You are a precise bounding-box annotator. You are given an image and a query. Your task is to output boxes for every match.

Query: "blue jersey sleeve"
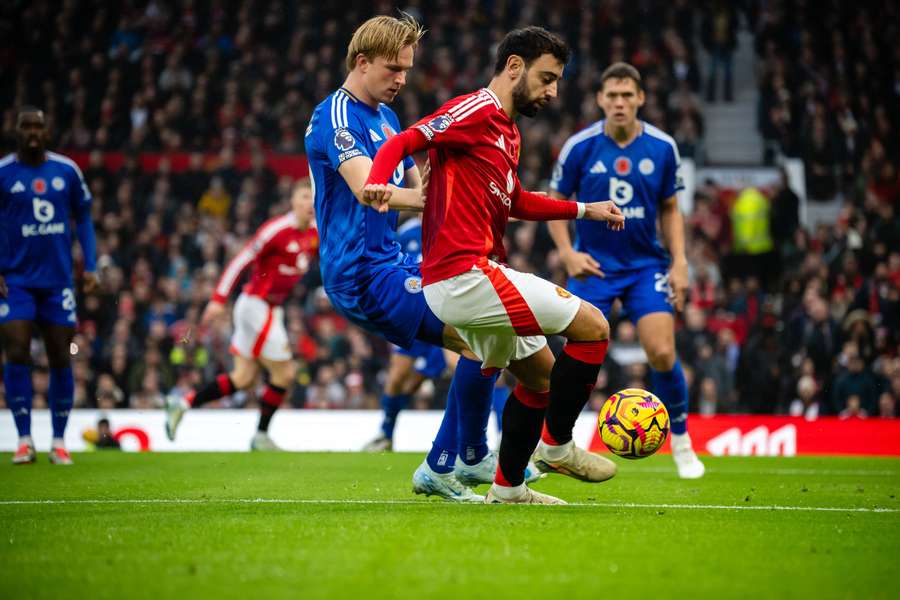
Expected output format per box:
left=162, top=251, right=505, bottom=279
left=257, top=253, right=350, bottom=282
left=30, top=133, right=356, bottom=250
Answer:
left=318, top=102, right=371, bottom=170
left=661, top=143, right=684, bottom=201
left=66, top=161, right=97, bottom=272
left=550, top=139, right=585, bottom=198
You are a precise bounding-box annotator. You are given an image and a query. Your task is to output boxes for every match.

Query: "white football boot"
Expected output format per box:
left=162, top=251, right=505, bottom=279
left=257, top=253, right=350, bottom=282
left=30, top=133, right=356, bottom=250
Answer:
left=362, top=435, right=393, bottom=453
left=484, top=483, right=567, bottom=505
left=454, top=451, right=545, bottom=486
left=533, top=440, right=617, bottom=482
left=671, top=432, right=705, bottom=479
left=412, top=461, right=484, bottom=503
left=48, top=446, right=74, bottom=466
left=251, top=431, right=282, bottom=451
left=164, top=392, right=190, bottom=441
left=12, top=440, right=36, bottom=465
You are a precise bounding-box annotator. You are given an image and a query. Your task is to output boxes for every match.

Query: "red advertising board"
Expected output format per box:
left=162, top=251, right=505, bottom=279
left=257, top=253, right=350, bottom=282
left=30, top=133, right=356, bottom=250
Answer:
left=588, top=415, right=900, bottom=457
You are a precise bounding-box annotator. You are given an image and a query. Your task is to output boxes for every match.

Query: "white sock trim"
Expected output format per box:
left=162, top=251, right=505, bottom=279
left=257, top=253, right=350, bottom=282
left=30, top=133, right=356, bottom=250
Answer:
left=491, top=482, right=525, bottom=499
left=540, top=439, right=574, bottom=461
left=51, top=437, right=65, bottom=449
left=19, top=435, right=34, bottom=446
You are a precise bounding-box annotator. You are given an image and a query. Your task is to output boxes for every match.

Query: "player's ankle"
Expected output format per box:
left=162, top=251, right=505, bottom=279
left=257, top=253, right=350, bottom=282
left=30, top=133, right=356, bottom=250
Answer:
left=19, top=435, right=34, bottom=447
left=539, top=439, right=573, bottom=461
left=51, top=437, right=65, bottom=449
left=490, top=482, right=525, bottom=499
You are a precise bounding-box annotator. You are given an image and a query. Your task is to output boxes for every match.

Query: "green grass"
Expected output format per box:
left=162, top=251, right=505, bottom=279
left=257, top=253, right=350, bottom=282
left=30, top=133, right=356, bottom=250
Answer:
left=2, top=452, right=899, bottom=599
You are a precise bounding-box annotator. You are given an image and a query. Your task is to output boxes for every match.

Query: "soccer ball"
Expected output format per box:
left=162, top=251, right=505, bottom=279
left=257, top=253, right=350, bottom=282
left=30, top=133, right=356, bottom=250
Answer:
left=598, top=388, right=669, bottom=459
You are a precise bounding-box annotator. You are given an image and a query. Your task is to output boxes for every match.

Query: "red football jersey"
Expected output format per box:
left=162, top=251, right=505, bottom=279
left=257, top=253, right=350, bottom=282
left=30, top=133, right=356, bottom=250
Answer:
left=212, top=213, right=318, bottom=305
left=412, top=88, right=523, bottom=284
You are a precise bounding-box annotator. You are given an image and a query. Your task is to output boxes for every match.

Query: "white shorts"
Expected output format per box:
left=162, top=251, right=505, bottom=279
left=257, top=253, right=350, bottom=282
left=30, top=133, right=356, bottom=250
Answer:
left=423, top=258, right=581, bottom=368
left=230, top=293, right=291, bottom=362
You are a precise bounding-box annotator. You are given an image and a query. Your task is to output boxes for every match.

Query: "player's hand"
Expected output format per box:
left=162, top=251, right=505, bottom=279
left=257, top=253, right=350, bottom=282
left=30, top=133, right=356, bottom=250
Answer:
left=668, top=259, right=689, bottom=312
left=560, top=247, right=605, bottom=279
left=0, top=274, right=7, bottom=298
left=583, top=201, right=625, bottom=230
left=201, top=301, right=227, bottom=326
left=83, top=271, right=100, bottom=294
left=362, top=184, right=393, bottom=213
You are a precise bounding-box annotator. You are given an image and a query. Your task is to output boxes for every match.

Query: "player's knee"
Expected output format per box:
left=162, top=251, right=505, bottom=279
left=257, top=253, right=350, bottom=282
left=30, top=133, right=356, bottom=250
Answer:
left=585, top=307, right=610, bottom=341
left=5, top=348, right=31, bottom=364
left=647, top=346, right=676, bottom=371
left=270, top=361, right=297, bottom=388
left=229, top=369, right=255, bottom=390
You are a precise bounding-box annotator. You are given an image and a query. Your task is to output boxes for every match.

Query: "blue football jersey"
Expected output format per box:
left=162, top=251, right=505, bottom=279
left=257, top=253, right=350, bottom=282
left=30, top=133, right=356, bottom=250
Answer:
left=395, top=217, right=423, bottom=263
left=305, top=87, right=415, bottom=293
left=551, top=120, right=683, bottom=274
left=0, top=152, right=92, bottom=287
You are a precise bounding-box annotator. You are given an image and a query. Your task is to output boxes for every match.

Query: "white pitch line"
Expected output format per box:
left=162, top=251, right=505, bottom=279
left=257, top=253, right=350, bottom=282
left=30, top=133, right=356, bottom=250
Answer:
left=0, top=498, right=897, bottom=513
left=621, top=467, right=898, bottom=477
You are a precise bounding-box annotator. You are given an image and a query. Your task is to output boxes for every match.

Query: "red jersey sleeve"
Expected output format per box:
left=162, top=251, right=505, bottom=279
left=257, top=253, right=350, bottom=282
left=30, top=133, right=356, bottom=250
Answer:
left=411, top=91, right=498, bottom=148
left=367, top=91, right=501, bottom=186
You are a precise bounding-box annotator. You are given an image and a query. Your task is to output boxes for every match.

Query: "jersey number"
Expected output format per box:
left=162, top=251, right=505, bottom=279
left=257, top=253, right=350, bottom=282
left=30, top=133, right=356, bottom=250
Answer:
left=61, top=288, right=76, bottom=311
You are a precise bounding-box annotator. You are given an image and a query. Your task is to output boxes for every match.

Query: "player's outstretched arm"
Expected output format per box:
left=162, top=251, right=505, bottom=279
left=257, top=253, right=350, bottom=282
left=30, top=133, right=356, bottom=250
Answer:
left=340, top=155, right=424, bottom=213
left=547, top=191, right=605, bottom=279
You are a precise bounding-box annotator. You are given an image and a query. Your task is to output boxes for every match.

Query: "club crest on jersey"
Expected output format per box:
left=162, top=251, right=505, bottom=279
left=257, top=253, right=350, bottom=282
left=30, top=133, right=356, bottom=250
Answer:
left=555, top=286, right=573, bottom=299
left=614, top=157, right=632, bottom=176
left=31, top=178, right=47, bottom=194
left=333, top=128, right=356, bottom=151
left=428, top=114, right=453, bottom=133
left=639, top=158, right=654, bottom=175
left=52, top=176, right=65, bottom=191
left=404, top=276, right=423, bottom=294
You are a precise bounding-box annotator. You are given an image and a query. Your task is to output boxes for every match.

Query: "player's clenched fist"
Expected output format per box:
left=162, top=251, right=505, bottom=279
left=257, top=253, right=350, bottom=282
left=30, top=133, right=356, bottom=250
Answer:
left=583, top=201, right=626, bottom=230
left=362, top=184, right=393, bottom=213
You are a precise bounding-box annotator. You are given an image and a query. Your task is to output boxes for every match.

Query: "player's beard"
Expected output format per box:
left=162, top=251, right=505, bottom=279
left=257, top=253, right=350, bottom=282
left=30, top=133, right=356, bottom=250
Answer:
left=511, top=77, right=545, bottom=118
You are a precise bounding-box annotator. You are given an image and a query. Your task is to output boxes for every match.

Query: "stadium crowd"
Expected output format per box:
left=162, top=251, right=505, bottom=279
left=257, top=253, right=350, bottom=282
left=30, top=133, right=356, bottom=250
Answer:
left=0, top=1, right=896, bottom=419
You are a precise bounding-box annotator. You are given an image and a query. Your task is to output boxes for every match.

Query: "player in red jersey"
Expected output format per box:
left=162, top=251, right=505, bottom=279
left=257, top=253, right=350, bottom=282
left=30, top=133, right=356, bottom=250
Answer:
left=165, top=179, right=318, bottom=450
left=365, top=27, right=625, bottom=504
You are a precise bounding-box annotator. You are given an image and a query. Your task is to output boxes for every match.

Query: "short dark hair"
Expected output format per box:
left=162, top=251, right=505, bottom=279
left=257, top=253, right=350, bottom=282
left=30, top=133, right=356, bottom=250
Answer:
left=599, top=62, right=643, bottom=91
left=17, top=105, right=44, bottom=124
left=494, top=26, right=571, bottom=74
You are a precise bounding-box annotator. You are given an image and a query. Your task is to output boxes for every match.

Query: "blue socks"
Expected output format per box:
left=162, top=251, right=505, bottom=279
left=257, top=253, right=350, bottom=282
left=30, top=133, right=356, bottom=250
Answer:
left=425, top=356, right=497, bottom=473
left=49, top=367, right=74, bottom=440
left=492, top=384, right=509, bottom=434
left=454, top=357, right=497, bottom=466
left=380, top=393, right=411, bottom=439
left=5, top=363, right=33, bottom=438
left=425, top=377, right=458, bottom=473
left=651, top=359, right=689, bottom=435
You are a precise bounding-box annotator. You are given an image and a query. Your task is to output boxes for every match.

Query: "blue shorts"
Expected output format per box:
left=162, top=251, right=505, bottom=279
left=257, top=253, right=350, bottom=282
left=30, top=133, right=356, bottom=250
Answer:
left=0, top=284, right=77, bottom=327
left=326, top=262, right=444, bottom=350
left=567, top=263, right=673, bottom=323
left=396, top=340, right=447, bottom=379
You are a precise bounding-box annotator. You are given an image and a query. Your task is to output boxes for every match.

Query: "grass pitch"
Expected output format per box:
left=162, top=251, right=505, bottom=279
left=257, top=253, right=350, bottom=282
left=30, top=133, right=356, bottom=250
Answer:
left=2, top=452, right=899, bottom=599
